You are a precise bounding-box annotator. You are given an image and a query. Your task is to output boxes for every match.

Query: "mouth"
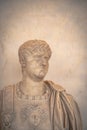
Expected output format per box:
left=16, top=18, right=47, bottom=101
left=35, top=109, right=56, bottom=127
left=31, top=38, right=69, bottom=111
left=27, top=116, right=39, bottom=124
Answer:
left=39, top=70, right=45, bottom=75
left=39, top=70, right=46, bottom=77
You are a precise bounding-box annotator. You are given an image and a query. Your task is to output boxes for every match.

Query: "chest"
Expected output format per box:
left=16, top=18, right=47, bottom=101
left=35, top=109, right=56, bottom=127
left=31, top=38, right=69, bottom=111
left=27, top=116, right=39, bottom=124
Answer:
left=12, top=98, right=51, bottom=130
left=1, top=85, right=52, bottom=130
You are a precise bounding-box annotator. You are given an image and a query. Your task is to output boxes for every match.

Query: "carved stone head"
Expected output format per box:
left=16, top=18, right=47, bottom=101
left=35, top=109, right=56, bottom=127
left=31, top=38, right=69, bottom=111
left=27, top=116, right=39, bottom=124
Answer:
left=18, top=40, right=52, bottom=81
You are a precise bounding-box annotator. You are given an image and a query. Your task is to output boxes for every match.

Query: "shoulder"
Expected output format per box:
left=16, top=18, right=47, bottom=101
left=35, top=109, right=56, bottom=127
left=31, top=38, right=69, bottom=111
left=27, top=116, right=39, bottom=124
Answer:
left=0, top=84, right=14, bottom=94
left=0, top=83, right=18, bottom=100
left=44, top=80, right=74, bottom=102
left=44, top=80, right=65, bottom=92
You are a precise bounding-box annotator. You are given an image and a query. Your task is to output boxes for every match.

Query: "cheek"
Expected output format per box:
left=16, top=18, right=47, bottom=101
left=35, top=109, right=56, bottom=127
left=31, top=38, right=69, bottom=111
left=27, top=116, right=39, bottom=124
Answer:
left=26, top=61, right=36, bottom=68
left=46, top=63, right=49, bottom=69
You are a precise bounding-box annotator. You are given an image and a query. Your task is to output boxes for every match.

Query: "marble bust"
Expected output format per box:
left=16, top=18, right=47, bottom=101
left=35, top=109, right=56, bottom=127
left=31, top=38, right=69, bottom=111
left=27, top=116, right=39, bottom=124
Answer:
left=0, top=40, right=82, bottom=130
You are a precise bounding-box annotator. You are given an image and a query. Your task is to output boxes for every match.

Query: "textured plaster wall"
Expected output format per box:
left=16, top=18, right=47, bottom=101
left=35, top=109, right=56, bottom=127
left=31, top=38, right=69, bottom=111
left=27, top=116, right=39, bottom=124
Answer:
left=0, top=0, right=87, bottom=129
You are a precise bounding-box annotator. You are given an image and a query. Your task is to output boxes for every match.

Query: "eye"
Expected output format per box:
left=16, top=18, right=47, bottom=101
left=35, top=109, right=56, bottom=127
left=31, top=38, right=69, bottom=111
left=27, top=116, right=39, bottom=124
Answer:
left=44, top=56, right=49, bottom=60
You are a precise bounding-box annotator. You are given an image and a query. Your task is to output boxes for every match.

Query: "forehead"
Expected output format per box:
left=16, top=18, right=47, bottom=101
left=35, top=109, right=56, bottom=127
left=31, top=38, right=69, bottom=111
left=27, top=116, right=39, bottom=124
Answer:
left=26, top=52, right=50, bottom=61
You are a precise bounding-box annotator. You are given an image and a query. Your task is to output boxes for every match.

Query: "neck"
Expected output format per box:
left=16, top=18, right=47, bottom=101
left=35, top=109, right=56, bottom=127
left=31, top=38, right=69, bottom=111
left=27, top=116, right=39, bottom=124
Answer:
left=20, top=76, right=46, bottom=96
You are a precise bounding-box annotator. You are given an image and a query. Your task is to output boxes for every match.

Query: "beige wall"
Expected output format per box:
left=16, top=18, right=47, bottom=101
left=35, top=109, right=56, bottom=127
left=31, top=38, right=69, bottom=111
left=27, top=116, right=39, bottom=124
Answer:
left=0, top=0, right=87, bottom=129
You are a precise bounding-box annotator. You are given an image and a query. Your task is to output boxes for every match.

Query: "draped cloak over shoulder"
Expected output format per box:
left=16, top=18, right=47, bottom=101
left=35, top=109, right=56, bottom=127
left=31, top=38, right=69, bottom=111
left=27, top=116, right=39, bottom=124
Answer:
left=45, top=80, right=82, bottom=130
left=0, top=80, right=82, bottom=130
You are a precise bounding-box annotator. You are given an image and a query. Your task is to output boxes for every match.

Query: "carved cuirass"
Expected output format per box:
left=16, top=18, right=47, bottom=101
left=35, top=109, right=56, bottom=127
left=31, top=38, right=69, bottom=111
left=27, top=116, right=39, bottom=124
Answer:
left=0, top=81, right=82, bottom=130
left=0, top=83, right=51, bottom=130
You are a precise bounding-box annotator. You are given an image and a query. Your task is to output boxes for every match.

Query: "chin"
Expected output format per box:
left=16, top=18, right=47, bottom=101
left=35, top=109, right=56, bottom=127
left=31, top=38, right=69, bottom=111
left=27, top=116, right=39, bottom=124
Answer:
left=33, top=71, right=47, bottom=81
left=37, top=75, right=45, bottom=79
left=36, top=74, right=46, bottom=81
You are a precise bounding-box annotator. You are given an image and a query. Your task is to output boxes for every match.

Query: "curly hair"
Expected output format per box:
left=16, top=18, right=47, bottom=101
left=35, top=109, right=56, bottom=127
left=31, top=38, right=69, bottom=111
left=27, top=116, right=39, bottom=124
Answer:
left=18, top=40, right=52, bottom=66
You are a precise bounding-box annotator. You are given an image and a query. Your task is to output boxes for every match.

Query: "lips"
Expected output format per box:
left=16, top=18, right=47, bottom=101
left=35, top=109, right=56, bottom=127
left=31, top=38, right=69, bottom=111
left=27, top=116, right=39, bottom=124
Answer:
left=39, top=70, right=45, bottom=76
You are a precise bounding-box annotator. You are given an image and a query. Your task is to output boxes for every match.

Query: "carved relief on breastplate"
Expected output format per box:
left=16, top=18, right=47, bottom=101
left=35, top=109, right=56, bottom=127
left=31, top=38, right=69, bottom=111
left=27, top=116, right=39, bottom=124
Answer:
left=20, top=103, right=49, bottom=127
left=1, top=112, right=15, bottom=130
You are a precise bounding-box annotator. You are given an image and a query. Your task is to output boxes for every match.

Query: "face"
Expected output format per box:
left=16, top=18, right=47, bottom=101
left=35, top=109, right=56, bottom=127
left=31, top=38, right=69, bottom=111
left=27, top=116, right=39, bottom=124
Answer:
left=24, top=53, right=50, bottom=81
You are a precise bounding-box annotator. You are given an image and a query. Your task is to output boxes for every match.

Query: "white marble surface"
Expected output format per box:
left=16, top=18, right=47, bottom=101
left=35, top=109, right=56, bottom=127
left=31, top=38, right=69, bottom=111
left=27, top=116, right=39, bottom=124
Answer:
left=0, top=0, right=87, bottom=129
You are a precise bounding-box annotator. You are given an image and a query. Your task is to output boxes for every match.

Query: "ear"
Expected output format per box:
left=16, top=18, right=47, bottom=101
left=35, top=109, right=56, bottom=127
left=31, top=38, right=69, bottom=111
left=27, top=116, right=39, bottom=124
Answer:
left=19, top=56, right=26, bottom=68
left=22, top=62, right=26, bottom=68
